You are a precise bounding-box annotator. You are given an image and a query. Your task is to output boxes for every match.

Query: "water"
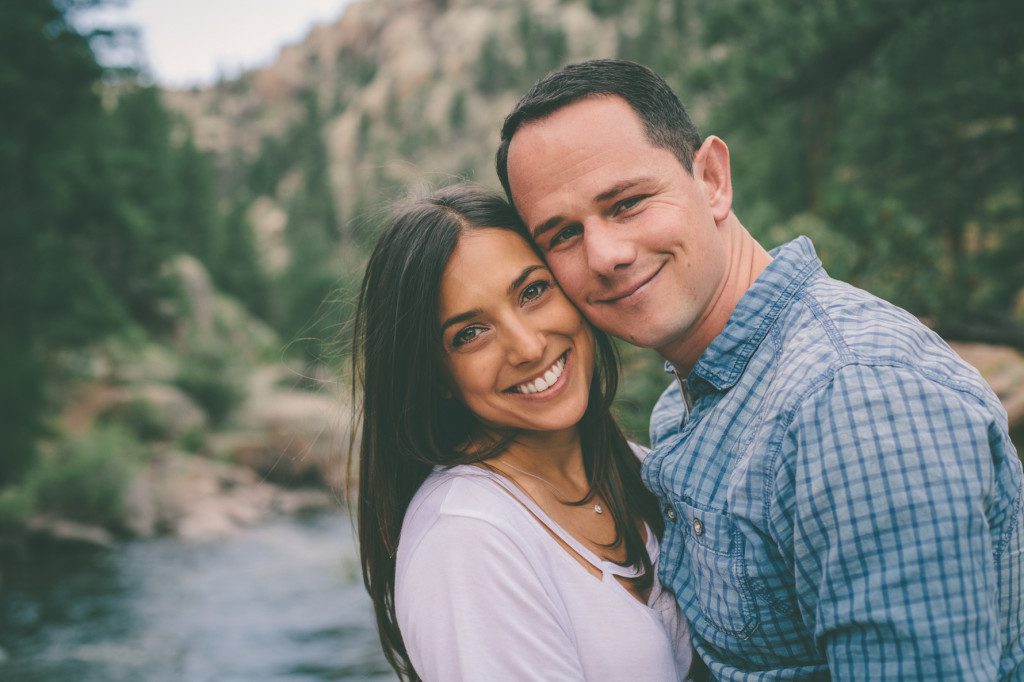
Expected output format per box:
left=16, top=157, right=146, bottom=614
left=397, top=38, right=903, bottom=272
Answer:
left=0, top=511, right=397, bottom=681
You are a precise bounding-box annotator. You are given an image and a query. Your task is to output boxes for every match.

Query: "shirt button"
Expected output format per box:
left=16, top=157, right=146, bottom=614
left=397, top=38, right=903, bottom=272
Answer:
left=692, top=517, right=705, bottom=536
left=665, top=506, right=677, bottom=522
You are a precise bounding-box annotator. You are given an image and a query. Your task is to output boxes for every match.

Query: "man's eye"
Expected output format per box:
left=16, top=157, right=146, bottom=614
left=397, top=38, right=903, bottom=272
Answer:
left=452, top=326, right=483, bottom=347
left=521, top=280, right=550, bottom=303
left=614, top=195, right=646, bottom=215
left=549, top=225, right=582, bottom=247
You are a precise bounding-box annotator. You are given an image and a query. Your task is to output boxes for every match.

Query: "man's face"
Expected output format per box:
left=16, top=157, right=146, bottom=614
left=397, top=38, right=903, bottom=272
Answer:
left=506, top=96, right=730, bottom=355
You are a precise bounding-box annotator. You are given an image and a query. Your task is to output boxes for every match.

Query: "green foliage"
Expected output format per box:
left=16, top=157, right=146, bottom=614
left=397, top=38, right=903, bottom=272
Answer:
left=98, top=397, right=172, bottom=442
left=26, top=426, right=143, bottom=529
left=694, top=0, right=1024, bottom=332
left=448, top=90, right=467, bottom=132
left=338, top=50, right=377, bottom=86
left=176, top=428, right=205, bottom=453
left=0, top=340, right=48, bottom=485
left=475, top=11, right=567, bottom=96
left=174, top=345, right=245, bottom=426
left=210, top=196, right=270, bottom=319
left=517, top=8, right=567, bottom=77
left=586, top=0, right=622, bottom=19
left=476, top=38, right=521, bottom=94
left=172, top=132, right=222, bottom=265
left=268, top=90, right=350, bottom=363
left=613, top=342, right=673, bottom=445
left=0, top=0, right=156, bottom=483
left=247, top=135, right=291, bottom=197
left=356, top=111, right=372, bottom=154
left=617, top=0, right=690, bottom=81
left=0, top=485, right=33, bottom=532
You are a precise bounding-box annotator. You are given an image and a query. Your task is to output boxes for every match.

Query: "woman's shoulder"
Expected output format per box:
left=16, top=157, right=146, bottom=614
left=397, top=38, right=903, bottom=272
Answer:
left=404, top=465, right=520, bottom=526
left=398, top=466, right=535, bottom=562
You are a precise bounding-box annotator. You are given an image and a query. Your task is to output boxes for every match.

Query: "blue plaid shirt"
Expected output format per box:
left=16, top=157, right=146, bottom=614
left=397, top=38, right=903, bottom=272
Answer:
left=644, top=237, right=1024, bottom=680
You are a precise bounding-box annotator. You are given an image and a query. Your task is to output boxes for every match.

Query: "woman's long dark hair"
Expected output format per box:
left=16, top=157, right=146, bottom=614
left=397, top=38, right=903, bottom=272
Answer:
left=352, top=183, right=663, bottom=681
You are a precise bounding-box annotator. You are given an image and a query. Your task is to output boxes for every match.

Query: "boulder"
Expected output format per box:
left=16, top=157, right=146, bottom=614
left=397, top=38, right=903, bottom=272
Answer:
left=129, top=383, right=207, bottom=437
left=215, top=391, right=352, bottom=491
left=68, top=382, right=207, bottom=442
left=950, top=342, right=1024, bottom=433
left=162, top=254, right=278, bottom=363
left=25, top=515, right=115, bottom=549
left=123, top=451, right=335, bottom=541
left=212, top=364, right=353, bottom=492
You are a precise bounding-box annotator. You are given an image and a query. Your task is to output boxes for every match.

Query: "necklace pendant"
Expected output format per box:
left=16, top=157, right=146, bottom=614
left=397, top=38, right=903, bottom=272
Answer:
left=593, top=504, right=603, bottom=514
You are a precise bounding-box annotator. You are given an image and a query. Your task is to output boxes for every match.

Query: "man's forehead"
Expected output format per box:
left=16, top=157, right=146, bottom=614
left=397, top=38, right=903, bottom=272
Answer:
left=509, top=96, right=644, bottom=158
left=506, top=98, right=652, bottom=218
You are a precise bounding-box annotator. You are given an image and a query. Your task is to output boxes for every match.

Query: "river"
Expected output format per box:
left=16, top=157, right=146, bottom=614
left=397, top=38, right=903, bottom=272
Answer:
left=0, top=511, right=396, bottom=681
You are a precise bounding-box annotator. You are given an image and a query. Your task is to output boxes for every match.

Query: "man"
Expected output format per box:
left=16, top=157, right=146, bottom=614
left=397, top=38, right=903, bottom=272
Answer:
left=496, top=59, right=1024, bottom=679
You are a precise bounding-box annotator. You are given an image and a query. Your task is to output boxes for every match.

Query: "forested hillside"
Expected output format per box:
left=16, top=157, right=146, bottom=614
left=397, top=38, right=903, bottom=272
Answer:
left=2, top=0, right=1022, bottom=537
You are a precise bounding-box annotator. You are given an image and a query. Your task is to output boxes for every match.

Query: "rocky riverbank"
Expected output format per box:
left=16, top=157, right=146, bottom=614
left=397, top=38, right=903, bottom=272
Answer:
left=23, top=452, right=339, bottom=549
left=2, top=255, right=354, bottom=552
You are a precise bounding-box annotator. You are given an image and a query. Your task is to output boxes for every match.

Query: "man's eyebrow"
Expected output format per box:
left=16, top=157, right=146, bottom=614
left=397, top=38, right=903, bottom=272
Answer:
left=530, top=178, right=656, bottom=239
left=531, top=215, right=564, bottom=241
left=594, top=178, right=652, bottom=203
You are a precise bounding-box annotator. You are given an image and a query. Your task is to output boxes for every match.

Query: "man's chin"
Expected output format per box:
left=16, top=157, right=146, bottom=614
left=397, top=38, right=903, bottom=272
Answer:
left=610, top=327, right=663, bottom=349
left=586, top=309, right=675, bottom=349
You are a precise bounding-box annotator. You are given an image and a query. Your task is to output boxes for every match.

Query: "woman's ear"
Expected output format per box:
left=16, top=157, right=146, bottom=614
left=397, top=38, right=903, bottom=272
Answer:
left=692, top=135, right=733, bottom=223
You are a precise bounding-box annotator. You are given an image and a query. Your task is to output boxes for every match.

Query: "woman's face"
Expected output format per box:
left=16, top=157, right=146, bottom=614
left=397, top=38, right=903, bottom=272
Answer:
left=438, top=228, right=595, bottom=436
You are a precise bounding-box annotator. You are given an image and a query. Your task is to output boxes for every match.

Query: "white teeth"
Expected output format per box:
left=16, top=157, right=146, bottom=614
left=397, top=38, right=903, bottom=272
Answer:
left=514, top=354, right=566, bottom=394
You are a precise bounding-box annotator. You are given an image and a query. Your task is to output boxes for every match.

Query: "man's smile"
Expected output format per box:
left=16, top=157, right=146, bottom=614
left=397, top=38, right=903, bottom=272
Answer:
left=594, top=262, right=665, bottom=307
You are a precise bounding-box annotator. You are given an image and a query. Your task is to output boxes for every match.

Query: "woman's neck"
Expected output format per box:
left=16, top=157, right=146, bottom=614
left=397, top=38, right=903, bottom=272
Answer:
left=490, top=427, right=587, bottom=489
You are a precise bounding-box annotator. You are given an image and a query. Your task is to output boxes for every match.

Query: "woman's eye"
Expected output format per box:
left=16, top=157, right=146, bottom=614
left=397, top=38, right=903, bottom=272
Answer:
left=452, top=326, right=482, bottom=347
left=549, top=225, right=582, bottom=248
left=521, top=280, right=550, bottom=303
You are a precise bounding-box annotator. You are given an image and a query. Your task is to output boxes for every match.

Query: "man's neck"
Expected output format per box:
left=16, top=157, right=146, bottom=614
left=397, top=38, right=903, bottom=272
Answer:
left=658, top=216, right=772, bottom=375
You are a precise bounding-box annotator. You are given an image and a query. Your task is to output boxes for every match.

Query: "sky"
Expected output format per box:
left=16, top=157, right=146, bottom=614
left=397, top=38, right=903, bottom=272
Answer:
left=71, top=0, right=354, bottom=88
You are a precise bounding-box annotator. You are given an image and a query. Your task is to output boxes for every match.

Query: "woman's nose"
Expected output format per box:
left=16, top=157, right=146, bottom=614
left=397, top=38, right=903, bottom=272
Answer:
left=504, top=320, right=546, bottom=366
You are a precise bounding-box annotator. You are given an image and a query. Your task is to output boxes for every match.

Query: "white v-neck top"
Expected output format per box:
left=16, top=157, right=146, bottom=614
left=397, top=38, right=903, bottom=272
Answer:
left=395, top=465, right=693, bottom=681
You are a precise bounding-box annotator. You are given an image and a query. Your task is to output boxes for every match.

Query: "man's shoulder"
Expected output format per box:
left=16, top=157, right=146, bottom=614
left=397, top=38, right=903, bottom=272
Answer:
left=648, top=269, right=999, bottom=448
left=792, top=273, right=991, bottom=399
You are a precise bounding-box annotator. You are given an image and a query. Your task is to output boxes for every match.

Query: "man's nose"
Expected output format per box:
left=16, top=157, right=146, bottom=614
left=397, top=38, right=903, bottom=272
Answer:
left=504, top=318, right=546, bottom=366
left=583, top=219, right=637, bottom=278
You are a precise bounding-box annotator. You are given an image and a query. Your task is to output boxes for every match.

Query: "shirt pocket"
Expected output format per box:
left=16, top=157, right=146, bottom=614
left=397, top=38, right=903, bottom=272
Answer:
left=677, top=499, right=759, bottom=639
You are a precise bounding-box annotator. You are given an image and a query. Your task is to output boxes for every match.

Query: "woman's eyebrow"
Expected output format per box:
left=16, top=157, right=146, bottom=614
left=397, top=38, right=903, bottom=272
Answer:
left=507, top=264, right=547, bottom=295
left=440, top=264, right=548, bottom=333
left=440, top=308, right=482, bottom=333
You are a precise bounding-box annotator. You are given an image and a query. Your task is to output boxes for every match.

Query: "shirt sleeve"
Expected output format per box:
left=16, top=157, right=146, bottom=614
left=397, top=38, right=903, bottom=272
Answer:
left=397, top=512, right=586, bottom=682
left=778, top=363, right=1004, bottom=680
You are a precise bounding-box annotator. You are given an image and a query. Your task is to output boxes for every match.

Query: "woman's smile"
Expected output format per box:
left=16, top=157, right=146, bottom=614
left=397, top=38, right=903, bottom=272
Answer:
left=505, top=350, right=571, bottom=397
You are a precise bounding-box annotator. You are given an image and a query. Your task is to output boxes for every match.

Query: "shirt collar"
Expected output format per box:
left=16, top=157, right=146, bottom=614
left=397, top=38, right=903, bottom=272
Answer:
left=667, top=236, right=823, bottom=393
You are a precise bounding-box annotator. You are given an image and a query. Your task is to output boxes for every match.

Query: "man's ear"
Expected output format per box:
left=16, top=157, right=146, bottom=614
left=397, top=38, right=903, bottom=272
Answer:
left=693, top=135, right=733, bottom=223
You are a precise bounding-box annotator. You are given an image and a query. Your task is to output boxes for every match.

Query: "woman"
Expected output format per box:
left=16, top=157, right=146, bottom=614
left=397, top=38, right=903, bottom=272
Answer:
left=353, top=184, right=692, bottom=680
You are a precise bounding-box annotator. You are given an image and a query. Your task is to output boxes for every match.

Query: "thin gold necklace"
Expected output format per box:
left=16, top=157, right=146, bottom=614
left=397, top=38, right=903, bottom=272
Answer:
left=490, top=459, right=604, bottom=514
